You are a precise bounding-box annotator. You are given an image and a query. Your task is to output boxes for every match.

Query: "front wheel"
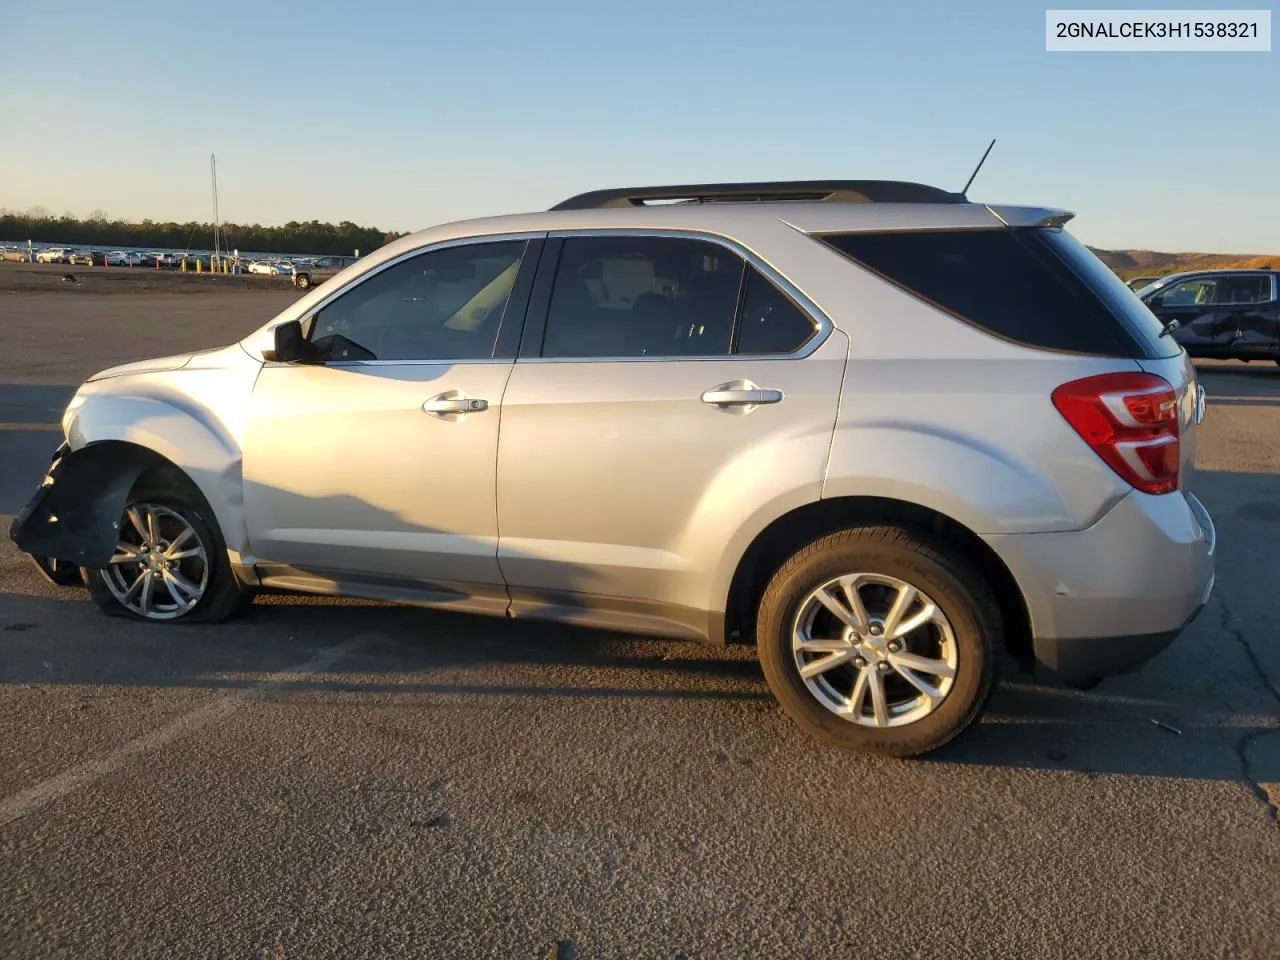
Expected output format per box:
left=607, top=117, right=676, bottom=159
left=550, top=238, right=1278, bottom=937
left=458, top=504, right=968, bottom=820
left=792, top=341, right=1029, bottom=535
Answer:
left=756, top=526, right=1001, bottom=757
left=83, top=484, right=248, bottom=624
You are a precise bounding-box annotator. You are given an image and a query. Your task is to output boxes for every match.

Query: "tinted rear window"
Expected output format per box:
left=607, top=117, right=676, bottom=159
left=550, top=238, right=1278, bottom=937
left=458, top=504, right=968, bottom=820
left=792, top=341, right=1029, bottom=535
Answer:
left=819, top=228, right=1171, bottom=358
left=1035, top=228, right=1179, bottom=358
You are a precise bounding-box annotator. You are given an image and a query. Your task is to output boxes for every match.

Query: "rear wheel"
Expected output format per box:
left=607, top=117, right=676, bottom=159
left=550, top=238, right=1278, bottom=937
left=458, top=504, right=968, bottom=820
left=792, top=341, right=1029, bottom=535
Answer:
left=756, top=526, right=1001, bottom=757
left=83, top=481, right=248, bottom=624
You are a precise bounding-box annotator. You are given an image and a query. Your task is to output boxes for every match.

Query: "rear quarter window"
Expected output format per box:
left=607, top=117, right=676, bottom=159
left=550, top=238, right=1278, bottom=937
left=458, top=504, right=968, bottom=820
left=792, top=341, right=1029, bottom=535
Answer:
left=818, top=228, right=1172, bottom=358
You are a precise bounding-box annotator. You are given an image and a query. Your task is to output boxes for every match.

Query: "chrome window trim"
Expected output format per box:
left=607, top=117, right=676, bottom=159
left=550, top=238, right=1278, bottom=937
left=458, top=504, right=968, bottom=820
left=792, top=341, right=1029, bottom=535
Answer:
left=519, top=227, right=834, bottom=364
left=262, top=230, right=548, bottom=368
left=275, top=358, right=516, bottom=369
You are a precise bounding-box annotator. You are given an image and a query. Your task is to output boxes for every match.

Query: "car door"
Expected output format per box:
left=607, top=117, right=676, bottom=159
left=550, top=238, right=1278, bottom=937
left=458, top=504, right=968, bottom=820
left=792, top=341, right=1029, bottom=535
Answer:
left=1146, top=275, right=1221, bottom=350
left=241, top=235, right=542, bottom=608
left=493, top=233, right=846, bottom=638
left=1213, top=273, right=1277, bottom=353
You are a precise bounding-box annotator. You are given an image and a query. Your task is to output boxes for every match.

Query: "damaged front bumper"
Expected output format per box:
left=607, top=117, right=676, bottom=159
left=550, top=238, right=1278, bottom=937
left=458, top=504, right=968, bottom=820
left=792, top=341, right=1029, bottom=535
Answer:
left=9, top=443, right=81, bottom=584
left=9, top=440, right=155, bottom=579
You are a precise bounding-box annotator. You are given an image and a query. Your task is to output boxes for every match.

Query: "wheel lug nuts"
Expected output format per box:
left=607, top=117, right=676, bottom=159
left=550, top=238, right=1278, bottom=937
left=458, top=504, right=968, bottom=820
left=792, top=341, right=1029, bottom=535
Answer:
left=853, top=656, right=868, bottom=669
left=887, top=641, right=901, bottom=653
left=877, top=661, right=890, bottom=672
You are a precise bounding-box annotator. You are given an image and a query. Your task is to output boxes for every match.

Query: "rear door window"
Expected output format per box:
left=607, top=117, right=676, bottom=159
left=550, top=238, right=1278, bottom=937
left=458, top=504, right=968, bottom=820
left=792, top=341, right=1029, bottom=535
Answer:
left=1215, top=275, right=1272, bottom=305
left=540, top=236, right=744, bottom=358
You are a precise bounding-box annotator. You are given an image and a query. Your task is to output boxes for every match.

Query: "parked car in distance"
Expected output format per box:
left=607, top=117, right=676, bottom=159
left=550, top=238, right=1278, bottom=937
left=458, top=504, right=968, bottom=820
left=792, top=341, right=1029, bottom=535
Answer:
left=289, top=262, right=341, bottom=289
left=104, top=250, right=143, bottom=267
left=1138, top=269, right=1280, bottom=365
left=35, top=248, right=71, bottom=264
left=9, top=179, right=1216, bottom=758
left=67, top=250, right=94, bottom=266
left=0, top=247, right=30, bottom=262
left=248, top=260, right=284, bottom=276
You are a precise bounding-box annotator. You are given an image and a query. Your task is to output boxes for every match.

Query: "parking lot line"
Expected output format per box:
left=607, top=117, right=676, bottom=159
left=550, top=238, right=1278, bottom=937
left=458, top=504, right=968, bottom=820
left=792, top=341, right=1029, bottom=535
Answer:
left=0, top=637, right=365, bottom=828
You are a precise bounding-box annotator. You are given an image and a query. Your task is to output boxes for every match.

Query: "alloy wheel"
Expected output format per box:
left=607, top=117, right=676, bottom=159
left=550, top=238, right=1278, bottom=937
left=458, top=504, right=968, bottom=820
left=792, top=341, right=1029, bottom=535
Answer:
left=102, top=503, right=209, bottom=620
left=792, top=573, right=958, bottom=727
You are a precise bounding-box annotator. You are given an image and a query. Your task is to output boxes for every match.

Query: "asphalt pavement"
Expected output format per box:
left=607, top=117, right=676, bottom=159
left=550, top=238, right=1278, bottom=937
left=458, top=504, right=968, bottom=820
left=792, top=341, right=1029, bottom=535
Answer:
left=1, top=305, right=1277, bottom=958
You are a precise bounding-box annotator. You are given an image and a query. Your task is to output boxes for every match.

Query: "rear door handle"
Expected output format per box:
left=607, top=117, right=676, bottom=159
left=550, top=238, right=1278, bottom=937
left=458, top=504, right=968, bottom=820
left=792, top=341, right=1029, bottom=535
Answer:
left=701, top=380, right=784, bottom=406
left=423, top=393, right=489, bottom=417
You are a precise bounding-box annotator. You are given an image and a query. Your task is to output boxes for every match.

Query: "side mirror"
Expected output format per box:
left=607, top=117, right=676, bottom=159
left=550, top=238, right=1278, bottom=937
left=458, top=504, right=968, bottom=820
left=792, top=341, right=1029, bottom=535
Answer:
left=263, top=319, right=311, bottom=363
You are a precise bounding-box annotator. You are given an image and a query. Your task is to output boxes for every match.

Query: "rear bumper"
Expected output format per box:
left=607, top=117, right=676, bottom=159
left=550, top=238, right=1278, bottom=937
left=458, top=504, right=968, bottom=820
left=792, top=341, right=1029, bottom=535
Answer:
left=1032, top=599, right=1208, bottom=681
left=985, top=489, right=1216, bottom=682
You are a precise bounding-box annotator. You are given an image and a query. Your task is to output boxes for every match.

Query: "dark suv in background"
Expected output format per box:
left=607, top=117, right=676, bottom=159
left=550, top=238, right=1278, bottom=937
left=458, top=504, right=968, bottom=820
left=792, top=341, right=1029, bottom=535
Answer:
left=1139, top=269, right=1280, bottom=364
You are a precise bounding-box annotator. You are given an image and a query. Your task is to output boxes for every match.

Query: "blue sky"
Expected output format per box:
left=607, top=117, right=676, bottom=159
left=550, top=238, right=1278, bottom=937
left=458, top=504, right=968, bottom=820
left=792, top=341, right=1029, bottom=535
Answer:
left=0, top=0, right=1275, bottom=251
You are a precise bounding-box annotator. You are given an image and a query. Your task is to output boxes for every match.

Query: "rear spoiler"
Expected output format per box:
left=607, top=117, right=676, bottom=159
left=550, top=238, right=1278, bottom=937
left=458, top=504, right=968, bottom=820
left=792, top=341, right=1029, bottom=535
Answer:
left=986, top=205, right=1076, bottom=228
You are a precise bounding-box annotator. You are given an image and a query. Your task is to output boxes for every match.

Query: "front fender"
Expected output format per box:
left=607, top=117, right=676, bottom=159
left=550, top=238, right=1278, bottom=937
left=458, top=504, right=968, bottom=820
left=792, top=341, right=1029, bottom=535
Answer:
left=821, top=423, right=1106, bottom=535
left=9, top=442, right=154, bottom=568
left=66, top=390, right=247, bottom=552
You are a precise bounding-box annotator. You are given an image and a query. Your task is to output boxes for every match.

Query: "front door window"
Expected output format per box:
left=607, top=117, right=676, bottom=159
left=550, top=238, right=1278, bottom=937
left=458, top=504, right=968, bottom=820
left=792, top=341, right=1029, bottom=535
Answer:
left=308, top=241, right=528, bottom=362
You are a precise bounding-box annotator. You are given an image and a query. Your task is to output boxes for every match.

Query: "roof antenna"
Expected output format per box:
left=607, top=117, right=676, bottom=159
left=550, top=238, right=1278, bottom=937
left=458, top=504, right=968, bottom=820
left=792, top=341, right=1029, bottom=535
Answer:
left=960, top=139, right=996, bottom=198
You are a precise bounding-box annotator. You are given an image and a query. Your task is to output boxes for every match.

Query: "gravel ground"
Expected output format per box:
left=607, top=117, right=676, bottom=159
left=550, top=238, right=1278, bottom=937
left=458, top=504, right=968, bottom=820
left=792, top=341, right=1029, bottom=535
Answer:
left=0, top=289, right=1277, bottom=959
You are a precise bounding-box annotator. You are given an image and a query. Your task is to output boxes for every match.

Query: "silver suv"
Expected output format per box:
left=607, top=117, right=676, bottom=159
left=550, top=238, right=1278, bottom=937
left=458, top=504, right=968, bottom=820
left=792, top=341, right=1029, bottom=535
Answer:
left=10, top=180, right=1217, bottom=756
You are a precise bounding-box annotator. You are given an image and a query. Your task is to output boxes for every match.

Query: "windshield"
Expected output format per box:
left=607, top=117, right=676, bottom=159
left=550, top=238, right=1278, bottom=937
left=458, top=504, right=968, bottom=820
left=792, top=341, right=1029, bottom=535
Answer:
left=1033, top=228, right=1182, bottom=359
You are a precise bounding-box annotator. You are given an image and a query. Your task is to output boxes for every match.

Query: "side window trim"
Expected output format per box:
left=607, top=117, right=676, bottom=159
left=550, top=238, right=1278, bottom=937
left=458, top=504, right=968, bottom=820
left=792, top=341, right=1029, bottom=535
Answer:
left=517, top=228, right=832, bottom=362
left=287, top=231, right=548, bottom=366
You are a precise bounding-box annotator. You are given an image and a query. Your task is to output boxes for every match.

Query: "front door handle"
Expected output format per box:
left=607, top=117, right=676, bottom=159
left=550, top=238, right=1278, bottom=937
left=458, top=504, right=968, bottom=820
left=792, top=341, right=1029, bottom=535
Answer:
left=701, top=379, right=784, bottom=407
left=422, top=392, right=489, bottom=418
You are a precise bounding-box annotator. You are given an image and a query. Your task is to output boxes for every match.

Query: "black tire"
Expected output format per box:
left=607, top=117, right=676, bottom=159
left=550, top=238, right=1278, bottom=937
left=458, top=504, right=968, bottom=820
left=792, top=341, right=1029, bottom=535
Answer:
left=756, top=525, right=1001, bottom=758
left=295, top=272, right=311, bottom=289
left=82, top=472, right=249, bottom=624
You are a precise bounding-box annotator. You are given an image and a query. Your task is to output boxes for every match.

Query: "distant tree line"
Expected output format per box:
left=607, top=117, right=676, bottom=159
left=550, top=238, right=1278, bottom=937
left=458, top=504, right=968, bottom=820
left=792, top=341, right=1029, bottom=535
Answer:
left=0, top=207, right=407, bottom=256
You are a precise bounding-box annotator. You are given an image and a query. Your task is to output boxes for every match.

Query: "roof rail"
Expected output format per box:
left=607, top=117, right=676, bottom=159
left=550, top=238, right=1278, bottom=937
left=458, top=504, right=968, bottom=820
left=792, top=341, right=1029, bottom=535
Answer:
left=549, top=180, right=967, bottom=211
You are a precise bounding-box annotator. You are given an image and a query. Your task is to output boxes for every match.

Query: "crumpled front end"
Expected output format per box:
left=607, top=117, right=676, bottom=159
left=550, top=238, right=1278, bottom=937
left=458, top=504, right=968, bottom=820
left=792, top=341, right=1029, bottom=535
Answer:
left=9, top=441, right=156, bottom=573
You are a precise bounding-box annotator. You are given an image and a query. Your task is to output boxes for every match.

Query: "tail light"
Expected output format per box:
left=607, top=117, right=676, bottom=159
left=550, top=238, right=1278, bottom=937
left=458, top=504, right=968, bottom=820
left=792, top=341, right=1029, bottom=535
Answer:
left=1051, top=372, right=1180, bottom=495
